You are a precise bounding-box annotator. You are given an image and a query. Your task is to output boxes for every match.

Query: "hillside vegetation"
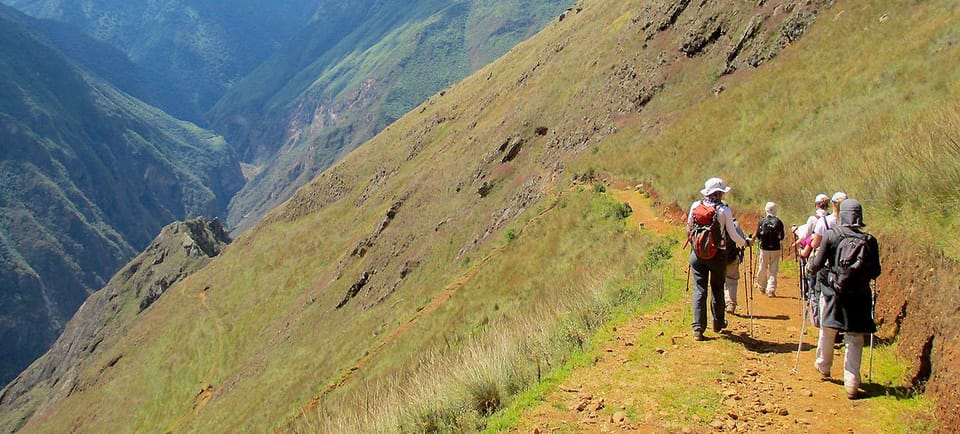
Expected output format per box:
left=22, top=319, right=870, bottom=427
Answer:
left=210, top=0, right=574, bottom=232
left=0, top=4, right=243, bottom=386
left=10, top=0, right=960, bottom=432
left=0, top=0, right=319, bottom=121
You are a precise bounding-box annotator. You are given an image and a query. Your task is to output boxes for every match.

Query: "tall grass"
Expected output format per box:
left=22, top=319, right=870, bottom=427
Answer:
left=300, top=239, right=674, bottom=433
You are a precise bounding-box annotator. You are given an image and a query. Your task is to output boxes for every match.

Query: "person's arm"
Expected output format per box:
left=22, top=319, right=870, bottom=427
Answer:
left=866, top=235, right=882, bottom=280
left=720, top=206, right=749, bottom=246
left=776, top=219, right=785, bottom=241
left=686, top=202, right=697, bottom=235
left=806, top=232, right=832, bottom=274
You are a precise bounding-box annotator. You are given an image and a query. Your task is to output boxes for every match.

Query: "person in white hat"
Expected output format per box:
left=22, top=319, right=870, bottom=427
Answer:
left=755, top=202, right=785, bottom=296
left=686, top=177, right=751, bottom=341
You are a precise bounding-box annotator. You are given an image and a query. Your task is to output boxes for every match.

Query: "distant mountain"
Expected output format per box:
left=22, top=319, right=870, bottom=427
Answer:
left=208, top=0, right=575, bottom=231
left=0, top=4, right=243, bottom=385
left=5, top=0, right=960, bottom=432
left=0, top=0, right=319, bottom=122
left=0, top=218, right=230, bottom=433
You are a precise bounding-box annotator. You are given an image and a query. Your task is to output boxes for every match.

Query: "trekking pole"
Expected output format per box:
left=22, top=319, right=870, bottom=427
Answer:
left=792, top=290, right=808, bottom=374
left=869, top=279, right=878, bottom=382
left=748, top=239, right=755, bottom=337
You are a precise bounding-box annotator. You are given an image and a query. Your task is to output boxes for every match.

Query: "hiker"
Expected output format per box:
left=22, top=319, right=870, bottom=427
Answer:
left=809, top=192, right=847, bottom=255
left=806, top=199, right=881, bottom=399
left=798, top=193, right=830, bottom=327
left=799, top=194, right=830, bottom=259
left=686, top=177, right=751, bottom=341
left=723, top=218, right=747, bottom=313
left=755, top=202, right=785, bottom=296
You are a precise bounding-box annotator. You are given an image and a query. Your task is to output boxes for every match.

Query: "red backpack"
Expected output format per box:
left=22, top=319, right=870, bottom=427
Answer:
left=687, top=202, right=724, bottom=260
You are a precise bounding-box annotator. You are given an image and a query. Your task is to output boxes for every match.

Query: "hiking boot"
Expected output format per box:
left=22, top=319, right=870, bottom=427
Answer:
left=846, top=389, right=863, bottom=400
left=712, top=320, right=727, bottom=333
left=693, top=331, right=706, bottom=341
left=814, top=364, right=830, bottom=380
left=725, top=302, right=735, bottom=314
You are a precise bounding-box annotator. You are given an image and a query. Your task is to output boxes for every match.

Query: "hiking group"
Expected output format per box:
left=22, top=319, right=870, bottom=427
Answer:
left=685, top=177, right=881, bottom=400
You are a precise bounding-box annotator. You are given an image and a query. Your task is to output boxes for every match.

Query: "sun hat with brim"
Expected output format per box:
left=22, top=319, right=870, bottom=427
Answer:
left=700, top=177, right=731, bottom=196
left=839, top=198, right=866, bottom=227
left=831, top=191, right=847, bottom=204
left=815, top=194, right=829, bottom=203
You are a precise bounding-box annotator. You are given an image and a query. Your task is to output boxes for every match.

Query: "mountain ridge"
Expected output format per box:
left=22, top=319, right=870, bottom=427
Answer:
left=4, top=0, right=960, bottom=431
left=0, top=3, right=243, bottom=386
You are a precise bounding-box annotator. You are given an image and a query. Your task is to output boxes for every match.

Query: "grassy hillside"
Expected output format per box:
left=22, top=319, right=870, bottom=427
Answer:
left=14, top=0, right=960, bottom=432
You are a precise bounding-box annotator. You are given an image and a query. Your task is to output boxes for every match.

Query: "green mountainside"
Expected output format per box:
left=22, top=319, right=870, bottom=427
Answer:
left=0, top=218, right=230, bottom=432
left=6, top=0, right=959, bottom=432
left=0, top=5, right=243, bottom=386
left=0, top=0, right=319, bottom=122
left=209, top=0, right=575, bottom=231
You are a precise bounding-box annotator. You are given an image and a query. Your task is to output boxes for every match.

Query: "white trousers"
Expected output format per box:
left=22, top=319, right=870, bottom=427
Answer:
left=724, top=259, right=739, bottom=307
left=756, top=249, right=780, bottom=294
left=815, top=327, right=866, bottom=395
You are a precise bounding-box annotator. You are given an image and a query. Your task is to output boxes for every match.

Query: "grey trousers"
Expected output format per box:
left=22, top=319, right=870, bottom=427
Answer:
left=690, top=251, right=726, bottom=333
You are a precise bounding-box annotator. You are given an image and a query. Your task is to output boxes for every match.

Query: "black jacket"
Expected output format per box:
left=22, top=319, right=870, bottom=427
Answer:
left=807, top=226, right=881, bottom=333
left=755, top=215, right=785, bottom=251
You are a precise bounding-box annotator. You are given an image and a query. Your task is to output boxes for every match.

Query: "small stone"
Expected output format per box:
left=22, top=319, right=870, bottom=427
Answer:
left=612, top=411, right=628, bottom=423
left=777, top=407, right=789, bottom=416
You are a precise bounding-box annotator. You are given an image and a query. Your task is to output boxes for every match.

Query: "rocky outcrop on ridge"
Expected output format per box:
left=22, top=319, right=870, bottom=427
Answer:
left=0, top=218, right=230, bottom=433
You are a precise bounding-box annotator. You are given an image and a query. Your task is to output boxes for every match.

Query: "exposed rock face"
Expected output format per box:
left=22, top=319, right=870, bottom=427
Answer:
left=0, top=218, right=230, bottom=433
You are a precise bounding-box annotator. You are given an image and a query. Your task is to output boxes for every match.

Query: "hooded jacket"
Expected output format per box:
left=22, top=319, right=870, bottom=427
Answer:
left=807, top=199, right=881, bottom=333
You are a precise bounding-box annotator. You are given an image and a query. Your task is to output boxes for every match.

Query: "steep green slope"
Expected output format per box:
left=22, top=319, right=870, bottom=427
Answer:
left=14, top=0, right=960, bottom=432
left=1, top=0, right=318, bottom=121
left=0, top=218, right=230, bottom=433
left=211, top=0, right=574, bottom=231
left=0, top=5, right=243, bottom=386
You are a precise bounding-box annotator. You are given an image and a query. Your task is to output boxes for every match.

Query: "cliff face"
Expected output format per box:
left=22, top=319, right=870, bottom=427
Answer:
left=0, top=218, right=230, bottom=432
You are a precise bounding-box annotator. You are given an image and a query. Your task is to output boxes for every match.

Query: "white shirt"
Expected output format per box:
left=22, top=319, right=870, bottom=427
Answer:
left=813, top=213, right=838, bottom=237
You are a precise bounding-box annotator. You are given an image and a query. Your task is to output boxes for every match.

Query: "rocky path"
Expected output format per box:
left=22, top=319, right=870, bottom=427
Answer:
left=509, top=189, right=905, bottom=432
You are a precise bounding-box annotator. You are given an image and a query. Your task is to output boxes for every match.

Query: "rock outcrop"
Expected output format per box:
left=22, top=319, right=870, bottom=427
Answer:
left=0, top=218, right=230, bottom=433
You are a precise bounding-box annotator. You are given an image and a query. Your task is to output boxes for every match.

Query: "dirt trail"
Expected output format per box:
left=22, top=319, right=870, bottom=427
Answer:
left=512, top=189, right=900, bottom=433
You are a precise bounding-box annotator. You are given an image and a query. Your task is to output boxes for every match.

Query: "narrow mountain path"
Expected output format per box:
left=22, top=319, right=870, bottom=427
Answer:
left=166, top=285, right=224, bottom=432
left=510, top=188, right=905, bottom=432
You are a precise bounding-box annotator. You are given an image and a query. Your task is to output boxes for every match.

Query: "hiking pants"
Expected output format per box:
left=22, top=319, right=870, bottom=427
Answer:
left=815, top=328, right=866, bottom=395
left=724, top=258, right=740, bottom=308
left=756, top=249, right=780, bottom=294
left=690, top=252, right=726, bottom=333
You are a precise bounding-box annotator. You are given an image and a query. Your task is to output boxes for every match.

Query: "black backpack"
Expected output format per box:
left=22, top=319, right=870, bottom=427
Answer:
left=757, top=216, right=780, bottom=246
left=828, top=231, right=876, bottom=293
